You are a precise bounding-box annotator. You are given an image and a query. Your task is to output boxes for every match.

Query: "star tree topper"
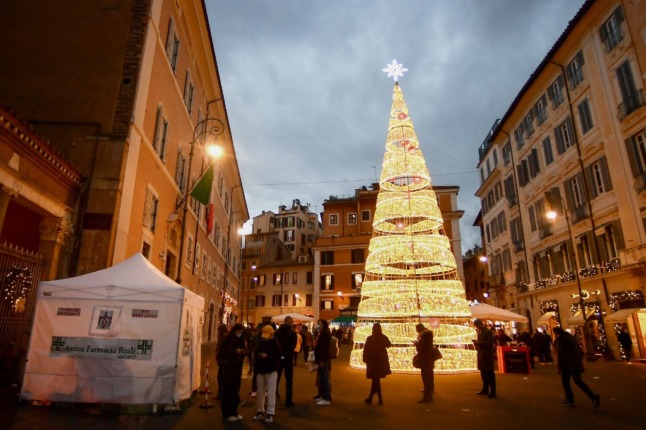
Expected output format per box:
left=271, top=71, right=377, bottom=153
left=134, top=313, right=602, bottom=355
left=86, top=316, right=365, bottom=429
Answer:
left=382, top=59, right=408, bottom=81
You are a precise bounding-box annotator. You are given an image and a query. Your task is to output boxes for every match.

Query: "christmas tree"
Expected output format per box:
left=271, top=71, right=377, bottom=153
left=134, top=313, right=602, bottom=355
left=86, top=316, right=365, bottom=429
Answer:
left=350, top=62, right=478, bottom=374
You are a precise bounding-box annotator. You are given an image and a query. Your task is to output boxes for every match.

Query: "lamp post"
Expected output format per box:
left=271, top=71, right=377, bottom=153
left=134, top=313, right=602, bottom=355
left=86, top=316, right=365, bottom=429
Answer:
left=242, top=264, right=256, bottom=326
left=546, top=191, right=592, bottom=360
left=175, top=117, right=224, bottom=284
left=478, top=244, right=499, bottom=307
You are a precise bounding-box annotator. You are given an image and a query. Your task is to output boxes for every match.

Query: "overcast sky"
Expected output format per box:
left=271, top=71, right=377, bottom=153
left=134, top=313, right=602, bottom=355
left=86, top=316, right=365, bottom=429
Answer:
left=206, top=0, right=585, bottom=253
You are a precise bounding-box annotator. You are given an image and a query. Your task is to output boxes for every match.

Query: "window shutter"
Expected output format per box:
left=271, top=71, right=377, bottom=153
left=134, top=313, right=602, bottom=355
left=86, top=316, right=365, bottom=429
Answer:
left=566, top=116, right=575, bottom=142
left=576, top=51, right=585, bottom=67
left=554, top=126, right=565, bottom=154
left=563, top=179, right=574, bottom=211
left=596, top=233, right=609, bottom=263
left=612, top=219, right=625, bottom=250
left=165, top=18, right=175, bottom=58
left=614, top=6, right=624, bottom=24
left=153, top=106, right=163, bottom=150
left=599, top=156, right=612, bottom=192
left=577, top=172, right=587, bottom=205
left=547, top=84, right=554, bottom=101
left=599, top=24, right=608, bottom=44
left=586, top=164, right=598, bottom=199
left=624, top=138, right=641, bottom=176
left=161, top=122, right=169, bottom=161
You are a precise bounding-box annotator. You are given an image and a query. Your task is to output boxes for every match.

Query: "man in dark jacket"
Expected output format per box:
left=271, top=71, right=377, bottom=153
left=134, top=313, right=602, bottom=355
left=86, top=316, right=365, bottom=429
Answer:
left=275, top=316, right=297, bottom=407
left=216, top=323, right=247, bottom=422
left=473, top=319, right=496, bottom=398
left=415, top=323, right=435, bottom=403
left=314, top=319, right=332, bottom=405
left=553, top=327, right=600, bottom=408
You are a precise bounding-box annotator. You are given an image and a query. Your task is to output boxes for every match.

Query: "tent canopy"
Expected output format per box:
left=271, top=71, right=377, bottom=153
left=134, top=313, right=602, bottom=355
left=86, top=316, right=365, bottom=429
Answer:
left=271, top=313, right=314, bottom=323
left=331, top=315, right=357, bottom=323
left=605, top=308, right=644, bottom=322
left=470, top=303, right=528, bottom=323
left=565, top=311, right=585, bottom=325
left=39, top=253, right=196, bottom=304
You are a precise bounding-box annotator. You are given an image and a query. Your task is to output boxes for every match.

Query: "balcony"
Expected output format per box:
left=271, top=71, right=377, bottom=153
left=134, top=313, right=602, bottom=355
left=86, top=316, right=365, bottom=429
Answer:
left=617, top=89, right=646, bottom=121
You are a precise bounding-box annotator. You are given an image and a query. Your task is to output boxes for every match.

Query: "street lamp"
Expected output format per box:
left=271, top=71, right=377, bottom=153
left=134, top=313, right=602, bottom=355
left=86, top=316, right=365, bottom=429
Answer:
left=545, top=191, right=592, bottom=359
left=242, top=264, right=256, bottom=326
left=478, top=244, right=499, bottom=307
left=175, top=117, right=224, bottom=284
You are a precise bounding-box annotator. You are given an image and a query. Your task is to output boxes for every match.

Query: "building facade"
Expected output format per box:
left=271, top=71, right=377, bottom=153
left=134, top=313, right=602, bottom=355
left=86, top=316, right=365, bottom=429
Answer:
left=314, top=183, right=465, bottom=322
left=475, top=0, right=646, bottom=360
left=0, top=0, right=248, bottom=347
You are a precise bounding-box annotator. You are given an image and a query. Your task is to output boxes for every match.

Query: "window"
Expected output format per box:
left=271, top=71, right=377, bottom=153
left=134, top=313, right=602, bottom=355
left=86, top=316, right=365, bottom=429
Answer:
left=361, top=210, right=371, bottom=222
left=322, top=300, right=334, bottom=310
left=284, top=273, right=290, bottom=284
left=534, top=95, right=548, bottom=125
left=351, top=249, right=365, bottom=264
left=565, top=174, right=585, bottom=209
left=538, top=139, right=552, bottom=169
left=578, top=99, right=594, bottom=134
left=514, top=125, right=525, bottom=149
left=292, top=272, right=298, bottom=283
left=504, top=175, right=517, bottom=206
left=528, top=148, right=540, bottom=179
left=143, top=187, right=159, bottom=233
left=186, top=235, right=194, bottom=264
left=528, top=205, right=536, bottom=232
left=306, top=271, right=313, bottom=284
left=153, top=105, right=169, bottom=160
left=272, top=295, right=282, bottom=307
left=142, top=241, right=151, bottom=259
left=493, top=148, right=498, bottom=167
left=347, top=213, right=357, bottom=225
left=566, top=51, right=585, bottom=90
left=258, top=274, right=266, bottom=286
left=616, top=60, right=643, bottom=120
left=183, top=71, right=194, bottom=114
left=329, top=214, right=339, bottom=225
left=321, top=251, right=334, bottom=265
left=256, top=295, right=265, bottom=307
left=165, top=17, right=180, bottom=72
left=502, top=142, right=511, bottom=166
left=321, top=274, right=334, bottom=291
left=524, top=111, right=535, bottom=137
left=587, top=157, right=612, bottom=199
left=599, top=6, right=624, bottom=52
left=284, top=229, right=294, bottom=242
left=175, top=150, right=186, bottom=192
left=548, top=75, right=565, bottom=109
left=306, top=294, right=313, bottom=306
left=554, top=117, right=575, bottom=154
left=273, top=273, right=282, bottom=285
left=351, top=273, right=363, bottom=290
left=292, top=294, right=298, bottom=306
left=517, top=159, right=529, bottom=187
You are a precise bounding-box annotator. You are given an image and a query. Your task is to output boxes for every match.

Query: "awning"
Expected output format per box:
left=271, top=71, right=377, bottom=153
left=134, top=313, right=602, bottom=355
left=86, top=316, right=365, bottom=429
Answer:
left=565, top=311, right=585, bottom=326
left=605, top=308, right=643, bottom=322
left=331, top=315, right=357, bottom=323
left=537, top=311, right=556, bottom=324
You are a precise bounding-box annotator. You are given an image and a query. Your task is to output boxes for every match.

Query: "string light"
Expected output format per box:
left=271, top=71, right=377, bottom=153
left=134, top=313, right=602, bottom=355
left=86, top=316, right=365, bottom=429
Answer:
left=351, top=81, right=477, bottom=374
left=1, top=266, right=33, bottom=312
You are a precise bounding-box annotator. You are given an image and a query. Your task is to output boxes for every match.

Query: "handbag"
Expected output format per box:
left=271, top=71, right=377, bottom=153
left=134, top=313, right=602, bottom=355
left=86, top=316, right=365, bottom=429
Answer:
left=432, top=346, right=443, bottom=361
left=307, top=350, right=315, bottom=363
left=412, top=353, right=422, bottom=369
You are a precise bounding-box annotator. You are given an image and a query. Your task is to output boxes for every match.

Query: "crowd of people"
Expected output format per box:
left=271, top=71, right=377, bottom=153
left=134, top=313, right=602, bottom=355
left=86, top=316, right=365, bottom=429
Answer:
left=214, top=318, right=605, bottom=424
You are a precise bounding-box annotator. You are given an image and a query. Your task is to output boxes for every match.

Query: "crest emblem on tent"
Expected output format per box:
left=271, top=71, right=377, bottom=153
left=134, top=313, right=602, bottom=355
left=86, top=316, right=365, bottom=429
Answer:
left=97, top=310, right=113, bottom=330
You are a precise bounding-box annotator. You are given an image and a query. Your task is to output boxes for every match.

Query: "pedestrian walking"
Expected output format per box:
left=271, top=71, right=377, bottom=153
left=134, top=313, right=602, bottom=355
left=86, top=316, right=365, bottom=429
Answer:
left=617, top=324, right=633, bottom=363
left=252, top=325, right=282, bottom=424
left=313, top=318, right=332, bottom=406
left=214, top=324, right=228, bottom=401
left=362, top=323, right=391, bottom=405
left=415, top=323, right=435, bottom=403
left=518, top=328, right=536, bottom=369
left=473, top=318, right=496, bottom=398
left=301, top=325, right=313, bottom=364
left=553, top=327, right=600, bottom=408
left=275, top=315, right=297, bottom=407
left=294, top=326, right=302, bottom=366
left=216, top=323, right=247, bottom=422
left=248, top=323, right=264, bottom=397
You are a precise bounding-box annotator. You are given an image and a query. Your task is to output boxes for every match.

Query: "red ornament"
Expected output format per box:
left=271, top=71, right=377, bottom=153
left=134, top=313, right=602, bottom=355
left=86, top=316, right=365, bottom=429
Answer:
left=398, top=112, right=407, bottom=120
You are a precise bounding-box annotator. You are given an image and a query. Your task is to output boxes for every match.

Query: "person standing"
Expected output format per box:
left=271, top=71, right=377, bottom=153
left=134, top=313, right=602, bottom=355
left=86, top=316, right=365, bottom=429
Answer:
left=293, top=326, right=302, bottom=366
left=252, top=325, right=282, bottom=424
left=216, top=323, right=247, bottom=422
left=301, top=325, right=313, bottom=364
left=275, top=315, right=297, bottom=407
left=617, top=325, right=633, bottom=363
left=473, top=319, right=496, bottom=398
left=518, top=328, right=536, bottom=369
left=214, top=324, right=229, bottom=401
left=362, top=323, right=391, bottom=405
left=248, top=323, right=264, bottom=397
left=553, top=327, right=600, bottom=408
left=314, top=318, right=332, bottom=406
left=415, top=323, right=435, bottom=403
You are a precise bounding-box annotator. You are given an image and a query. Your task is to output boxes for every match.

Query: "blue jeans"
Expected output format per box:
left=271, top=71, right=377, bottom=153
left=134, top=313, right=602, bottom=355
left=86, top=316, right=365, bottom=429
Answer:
left=317, top=360, right=331, bottom=401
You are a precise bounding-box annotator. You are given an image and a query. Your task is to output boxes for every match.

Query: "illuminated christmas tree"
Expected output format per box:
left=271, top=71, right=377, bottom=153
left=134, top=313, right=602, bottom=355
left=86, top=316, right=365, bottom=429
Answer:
left=350, top=61, right=477, bottom=374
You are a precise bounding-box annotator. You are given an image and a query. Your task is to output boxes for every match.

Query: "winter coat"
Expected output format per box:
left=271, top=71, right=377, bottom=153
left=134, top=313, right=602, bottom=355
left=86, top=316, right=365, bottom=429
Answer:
left=554, top=331, right=584, bottom=373
left=254, top=337, right=282, bottom=374
left=363, top=332, right=392, bottom=379
left=216, top=333, right=246, bottom=369
left=474, top=326, right=495, bottom=371
left=314, top=329, right=331, bottom=362
left=275, top=323, right=297, bottom=360
left=415, top=329, right=435, bottom=370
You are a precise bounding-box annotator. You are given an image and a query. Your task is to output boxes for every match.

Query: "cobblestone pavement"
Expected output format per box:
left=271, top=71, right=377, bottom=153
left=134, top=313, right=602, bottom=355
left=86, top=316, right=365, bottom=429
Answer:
left=2, top=343, right=645, bottom=430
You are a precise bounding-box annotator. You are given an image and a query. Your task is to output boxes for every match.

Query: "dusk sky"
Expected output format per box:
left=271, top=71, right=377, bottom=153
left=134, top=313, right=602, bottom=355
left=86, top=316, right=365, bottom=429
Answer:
left=206, top=0, right=585, bottom=252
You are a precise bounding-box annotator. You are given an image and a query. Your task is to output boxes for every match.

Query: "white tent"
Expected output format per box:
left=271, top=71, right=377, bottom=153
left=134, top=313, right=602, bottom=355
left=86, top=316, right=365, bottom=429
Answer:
left=271, top=313, right=315, bottom=323
left=470, top=303, right=529, bottom=323
left=20, top=253, right=204, bottom=405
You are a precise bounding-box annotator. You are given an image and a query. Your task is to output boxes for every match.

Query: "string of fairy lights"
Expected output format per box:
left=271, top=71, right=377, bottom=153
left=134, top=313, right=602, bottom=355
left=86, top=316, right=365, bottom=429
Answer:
left=350, top=63, right=477, bottom=374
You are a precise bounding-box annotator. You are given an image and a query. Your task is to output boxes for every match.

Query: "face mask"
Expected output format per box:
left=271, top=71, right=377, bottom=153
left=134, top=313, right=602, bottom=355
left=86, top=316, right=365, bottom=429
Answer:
left=236, top=332, right=243, bottom=338
left=317, top=324, right=322, bottom=330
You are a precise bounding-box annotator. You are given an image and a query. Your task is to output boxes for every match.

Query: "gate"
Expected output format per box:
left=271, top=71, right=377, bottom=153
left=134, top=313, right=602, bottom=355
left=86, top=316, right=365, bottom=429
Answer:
left=0, top=244, right=43, bottom=385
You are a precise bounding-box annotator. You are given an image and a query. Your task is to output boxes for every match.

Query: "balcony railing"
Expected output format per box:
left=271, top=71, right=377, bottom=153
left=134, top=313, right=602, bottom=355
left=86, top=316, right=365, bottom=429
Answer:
left=617, top=89, right=646, bottom=121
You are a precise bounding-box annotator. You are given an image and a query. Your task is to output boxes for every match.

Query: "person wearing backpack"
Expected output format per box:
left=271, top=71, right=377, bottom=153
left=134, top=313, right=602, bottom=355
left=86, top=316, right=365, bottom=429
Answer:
left=313, top=319, right=332, bottom=406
